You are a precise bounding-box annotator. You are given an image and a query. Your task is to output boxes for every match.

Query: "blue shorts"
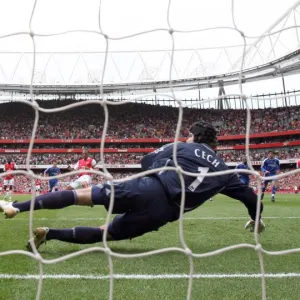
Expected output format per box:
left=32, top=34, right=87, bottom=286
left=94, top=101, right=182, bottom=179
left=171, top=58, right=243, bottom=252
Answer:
left=49, top=180, right=58, bottom=190
left=92, top=176, right=180, bottom=241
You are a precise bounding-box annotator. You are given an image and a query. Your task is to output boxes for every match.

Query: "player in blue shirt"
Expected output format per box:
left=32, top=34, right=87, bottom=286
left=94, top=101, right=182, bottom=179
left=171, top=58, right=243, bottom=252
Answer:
left=261, top=151, right=280, bottom=202
left=236, top=157, right=250, bottom=186
left=0, top=121, right=265, bottom=250
left=44, top=161, right=61, bottom=193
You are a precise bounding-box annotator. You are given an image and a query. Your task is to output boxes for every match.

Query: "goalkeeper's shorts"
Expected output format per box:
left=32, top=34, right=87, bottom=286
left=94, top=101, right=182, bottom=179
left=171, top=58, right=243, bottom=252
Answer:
left=92, top=176, right=180, bottom=240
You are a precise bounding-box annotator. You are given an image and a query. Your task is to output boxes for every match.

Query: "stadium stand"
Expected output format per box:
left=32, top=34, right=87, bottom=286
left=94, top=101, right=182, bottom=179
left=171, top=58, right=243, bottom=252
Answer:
left=0, top=149, right=299, bottom=165
left=9, top=170, right=300, bottom=194
left=0, top=100, right=299, bottom=194
left=0, top=101, right=299, bottom=139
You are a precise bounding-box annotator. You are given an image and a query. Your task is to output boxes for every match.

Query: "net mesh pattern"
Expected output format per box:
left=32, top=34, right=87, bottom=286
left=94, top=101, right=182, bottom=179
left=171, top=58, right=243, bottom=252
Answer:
left=1, top=1, right=300, bottom=299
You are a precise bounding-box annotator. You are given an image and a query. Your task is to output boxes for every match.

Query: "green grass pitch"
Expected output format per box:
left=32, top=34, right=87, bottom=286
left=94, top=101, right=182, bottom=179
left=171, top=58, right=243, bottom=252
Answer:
left=1, top=194, right=300, bottom=300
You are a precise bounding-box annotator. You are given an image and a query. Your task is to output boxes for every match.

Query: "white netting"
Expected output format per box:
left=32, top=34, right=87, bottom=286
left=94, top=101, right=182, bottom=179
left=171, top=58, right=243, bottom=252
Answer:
left=1, top=1, right=300, bottom=299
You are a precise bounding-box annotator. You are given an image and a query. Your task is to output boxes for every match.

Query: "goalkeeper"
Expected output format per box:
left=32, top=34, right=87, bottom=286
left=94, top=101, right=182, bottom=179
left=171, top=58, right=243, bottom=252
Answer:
left=0, top=121, right=264, bottom=250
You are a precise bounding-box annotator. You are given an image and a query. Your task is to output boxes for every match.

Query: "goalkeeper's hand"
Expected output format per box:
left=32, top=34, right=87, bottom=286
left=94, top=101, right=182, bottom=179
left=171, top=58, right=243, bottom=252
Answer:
left=245, top=219, right=266, bottom=233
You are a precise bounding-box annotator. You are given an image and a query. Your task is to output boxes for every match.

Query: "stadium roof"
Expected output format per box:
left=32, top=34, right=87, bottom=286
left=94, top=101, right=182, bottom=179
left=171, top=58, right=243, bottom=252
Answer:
left=0, top=0, right=300, bottom=97
left=0, top=48, right=299, bottom=95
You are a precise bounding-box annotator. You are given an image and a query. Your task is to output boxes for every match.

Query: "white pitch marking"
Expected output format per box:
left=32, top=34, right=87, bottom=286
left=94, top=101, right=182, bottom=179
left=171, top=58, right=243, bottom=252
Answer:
left=185, top=216, right=300, bottom=220
left=1, top=216, right=300, bottom=221
left=0, top=273, right=300, bottom=280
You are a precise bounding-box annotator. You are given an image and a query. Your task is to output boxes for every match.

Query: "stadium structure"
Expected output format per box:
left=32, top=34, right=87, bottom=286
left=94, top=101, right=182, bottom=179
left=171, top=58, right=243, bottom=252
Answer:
left=0, top=3, right=300, bottom=193
left=1, top=2, right=300, bottom=300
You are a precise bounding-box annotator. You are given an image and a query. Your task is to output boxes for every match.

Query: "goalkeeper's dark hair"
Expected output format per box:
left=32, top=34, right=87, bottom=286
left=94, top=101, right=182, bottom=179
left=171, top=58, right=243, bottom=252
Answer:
left=190, top=121, right=218, bottom=148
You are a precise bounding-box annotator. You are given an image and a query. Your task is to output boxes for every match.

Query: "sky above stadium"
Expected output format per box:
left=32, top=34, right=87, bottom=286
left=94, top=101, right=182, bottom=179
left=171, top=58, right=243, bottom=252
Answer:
left=0, top=0, right=300, bottom=107
left=0, top=0, right=297, bottom=49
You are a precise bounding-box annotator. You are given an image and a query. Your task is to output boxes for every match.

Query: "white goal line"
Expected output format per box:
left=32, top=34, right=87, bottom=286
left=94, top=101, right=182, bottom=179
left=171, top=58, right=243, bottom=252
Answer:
left=1, top=273, right=300, bottom=280
left=0, top=216, right=299, bottom=221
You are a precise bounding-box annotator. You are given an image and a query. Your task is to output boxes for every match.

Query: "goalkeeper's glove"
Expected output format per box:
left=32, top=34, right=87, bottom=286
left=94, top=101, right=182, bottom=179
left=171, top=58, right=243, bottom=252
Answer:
left=245, top=219, right=266, bottom=233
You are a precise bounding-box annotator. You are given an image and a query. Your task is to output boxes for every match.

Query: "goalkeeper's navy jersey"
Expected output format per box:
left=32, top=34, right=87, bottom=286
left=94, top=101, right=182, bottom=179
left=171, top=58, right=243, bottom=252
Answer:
left=261, top=158, right=280, bottom=175
left=141, top=142, right=248, bottom=212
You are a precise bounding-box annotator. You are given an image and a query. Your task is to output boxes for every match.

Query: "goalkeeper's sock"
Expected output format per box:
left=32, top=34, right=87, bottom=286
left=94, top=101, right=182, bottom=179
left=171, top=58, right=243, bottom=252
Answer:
left=47, top=227, right=103, bottom=244
left=12, top=191, right=76, bottom=212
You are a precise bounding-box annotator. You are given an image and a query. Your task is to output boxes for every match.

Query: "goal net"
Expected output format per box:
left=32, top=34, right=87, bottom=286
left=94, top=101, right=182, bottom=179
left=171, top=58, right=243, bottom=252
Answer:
left=1, top=0, right=300, bottom=299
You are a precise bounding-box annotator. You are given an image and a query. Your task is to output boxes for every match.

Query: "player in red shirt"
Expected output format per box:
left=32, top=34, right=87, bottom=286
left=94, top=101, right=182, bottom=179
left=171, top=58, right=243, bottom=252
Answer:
left=3, top=158, right=17, bottom=201
left=35, top=178, right=42, bottom=196
left=297, top=160, right=300, bottom=169
left=66, top=148, right=97, bottom=190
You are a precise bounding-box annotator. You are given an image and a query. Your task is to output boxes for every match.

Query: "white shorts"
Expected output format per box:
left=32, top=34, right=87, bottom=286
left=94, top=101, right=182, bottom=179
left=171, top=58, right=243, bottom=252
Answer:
left=70, top=175, right=92, bottom=190
left=36, top=185, right=41, bottom=191
left=4, top=179, right=14, bottom=186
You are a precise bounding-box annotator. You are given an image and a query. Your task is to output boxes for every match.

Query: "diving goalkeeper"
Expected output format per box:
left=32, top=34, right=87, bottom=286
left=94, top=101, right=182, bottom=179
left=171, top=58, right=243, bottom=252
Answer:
left=0, top=121, right=265, bottom=250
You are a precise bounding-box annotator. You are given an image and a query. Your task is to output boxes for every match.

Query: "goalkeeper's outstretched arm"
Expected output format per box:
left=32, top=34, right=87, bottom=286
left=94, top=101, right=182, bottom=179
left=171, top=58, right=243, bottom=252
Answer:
left=221, top=174, right=264, bottom=232
left=221, top=185, right=263, bottom=221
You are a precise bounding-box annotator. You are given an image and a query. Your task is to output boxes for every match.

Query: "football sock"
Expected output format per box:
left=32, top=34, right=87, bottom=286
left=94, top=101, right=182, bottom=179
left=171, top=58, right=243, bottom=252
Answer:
left=91, top=185, right=107, bottom=205
left=272, top=186, right=276, bottom=195
left=13, top=191, right=76, bottom=212
left=47, top=227, right=103, bottom=244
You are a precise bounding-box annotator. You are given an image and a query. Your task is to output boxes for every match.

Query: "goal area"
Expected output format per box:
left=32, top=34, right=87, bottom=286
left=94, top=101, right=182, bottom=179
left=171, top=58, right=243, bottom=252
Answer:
left=1, top=1, right=300, bottom=299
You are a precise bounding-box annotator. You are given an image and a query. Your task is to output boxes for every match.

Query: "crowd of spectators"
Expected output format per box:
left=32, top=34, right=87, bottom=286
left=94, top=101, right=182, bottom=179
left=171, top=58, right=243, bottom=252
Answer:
left=1, top=149, right=299, bottom=165
left=0, top=153, right=143, bottom=165
left=0, top=135, right=299, bottom=149
left=219, top=148, right=300, bottom=162
left=5, top=170, right=300, bottom=194
left=0, top=100, right=299, bottom=140
left=9, top=173, right=135, bottom=193
left=249, top=168, right=300, bottom=193
left=1, top=100, right=299, bottom=194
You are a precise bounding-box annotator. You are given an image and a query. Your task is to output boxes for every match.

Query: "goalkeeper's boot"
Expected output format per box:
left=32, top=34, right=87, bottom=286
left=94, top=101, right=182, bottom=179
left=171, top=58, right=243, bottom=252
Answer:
left=0, top=200, right=19, bottom=219
left=26, top=227, right=49, bottom=252
left=245, top=219, right=266, bottom=233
